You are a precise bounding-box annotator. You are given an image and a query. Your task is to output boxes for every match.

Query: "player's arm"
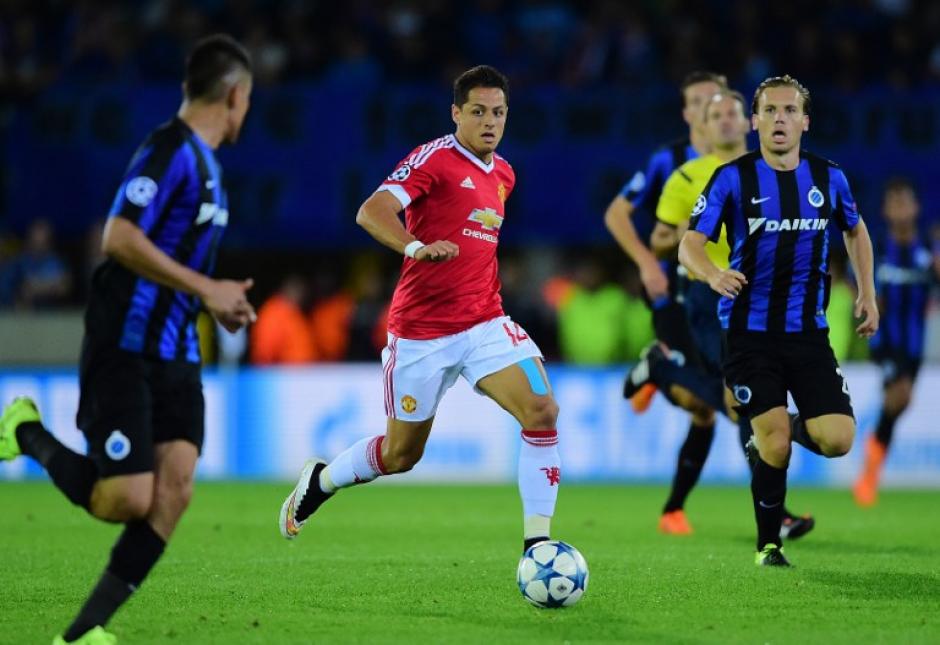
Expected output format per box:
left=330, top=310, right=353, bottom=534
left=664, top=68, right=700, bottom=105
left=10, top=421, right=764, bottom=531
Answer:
left=355, top=190, right=458, bottom=262
left=102, top=217, right=255, bottom=332
left=604, top=195, right=668, bottom=298
left=833, top=169, right=878, bottom=337
left=843, top=218, right=878, bottom=337
left=679, top=231, right=744, bottom=298
left=651, top=170, right=693, bottom=259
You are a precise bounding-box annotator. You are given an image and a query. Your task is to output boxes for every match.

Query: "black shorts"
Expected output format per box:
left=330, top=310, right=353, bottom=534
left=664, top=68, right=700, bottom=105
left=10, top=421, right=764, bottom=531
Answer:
left=870, top=347, right=922, bottom=385
left=722, top=329, right=854, bottom=420
left=77, top=340, right=204, bottom=477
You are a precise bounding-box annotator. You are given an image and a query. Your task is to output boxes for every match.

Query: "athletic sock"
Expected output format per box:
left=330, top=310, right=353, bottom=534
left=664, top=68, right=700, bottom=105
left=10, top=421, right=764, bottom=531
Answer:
left=318, top=435, right=387, bottom=492
left=789, top=413, right=824, bottom=456
left=752, top=457, right=787, bottom=549
left=518, top=429, right=560, bottom=541
left=663, top=421, right=715, bottom=513
left=874, top=409, right=899, bottom=449
left=62, top=520, right=166, bottom=641
left=15, top=422, right=97, bottom=509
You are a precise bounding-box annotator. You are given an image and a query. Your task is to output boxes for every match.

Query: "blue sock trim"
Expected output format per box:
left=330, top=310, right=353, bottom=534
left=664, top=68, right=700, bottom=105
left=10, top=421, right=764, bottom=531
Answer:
left=518, top=358, right=549, bottom=396
left=651, top=295, right=672, bottom=310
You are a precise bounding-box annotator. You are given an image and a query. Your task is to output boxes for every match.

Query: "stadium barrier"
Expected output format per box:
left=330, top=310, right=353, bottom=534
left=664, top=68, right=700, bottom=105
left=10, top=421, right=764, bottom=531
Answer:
left=1, top=364, right=938, bottom=486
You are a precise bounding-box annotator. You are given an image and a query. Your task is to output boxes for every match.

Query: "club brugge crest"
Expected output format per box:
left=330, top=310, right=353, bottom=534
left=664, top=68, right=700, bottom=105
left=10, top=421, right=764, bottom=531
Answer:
left=105, top=430, right=131, bottom=461
left=807, top=186, right=825, bottom=208
left=733, top=385, right=752, bottom=405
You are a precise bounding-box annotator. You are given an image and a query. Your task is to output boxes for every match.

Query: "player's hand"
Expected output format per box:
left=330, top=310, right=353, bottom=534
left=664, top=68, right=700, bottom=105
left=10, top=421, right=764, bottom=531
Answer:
left=707, top=269, right=747, bottom=298
left=639, top=261, right=669, bottom=299
left=203, top=278, right=256, bottom=331
left=415, top=240, right=459, bottom=262
left=854, top=293, right=879, bottom=338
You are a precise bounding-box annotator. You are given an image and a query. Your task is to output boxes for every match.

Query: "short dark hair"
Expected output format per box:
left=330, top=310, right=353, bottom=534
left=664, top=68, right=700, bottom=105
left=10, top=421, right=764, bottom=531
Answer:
left=703, top=89, right=747, bottom=121
left=453, top=65, right=509, bottom=108
left=883, top=176, right=916, bottom=196
left=680, top=71, right=728, bottom=107
left=184, top=34, right=252, bottom=102
left=751, top=75, right=811, bottom=115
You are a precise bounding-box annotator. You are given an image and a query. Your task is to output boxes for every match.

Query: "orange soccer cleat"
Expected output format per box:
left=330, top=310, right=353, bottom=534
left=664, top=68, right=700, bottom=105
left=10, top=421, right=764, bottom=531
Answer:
left=853, top=435, right=886, bottom=507
left=658, top=509, right=693, bottom=535
left=631, top=383, right=658, bottom=413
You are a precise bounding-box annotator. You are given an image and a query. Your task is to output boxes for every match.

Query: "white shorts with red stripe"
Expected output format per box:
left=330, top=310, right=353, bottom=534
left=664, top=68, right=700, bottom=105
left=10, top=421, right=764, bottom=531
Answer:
left=381, top=315, right=543, bottom=422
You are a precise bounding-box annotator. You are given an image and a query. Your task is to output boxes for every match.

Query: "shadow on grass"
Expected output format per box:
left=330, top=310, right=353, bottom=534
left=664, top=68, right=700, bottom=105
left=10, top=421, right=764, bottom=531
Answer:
left=806, top=569, right=940, bottom=601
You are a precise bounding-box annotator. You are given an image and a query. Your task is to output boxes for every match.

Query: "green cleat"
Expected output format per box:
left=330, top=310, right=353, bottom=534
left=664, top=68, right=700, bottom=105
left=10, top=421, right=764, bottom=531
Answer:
left=755, top=544, right=792, bottom=567
left=0, top=396, right=41, bottom=460
left=52, top=626, right=117, bottom=644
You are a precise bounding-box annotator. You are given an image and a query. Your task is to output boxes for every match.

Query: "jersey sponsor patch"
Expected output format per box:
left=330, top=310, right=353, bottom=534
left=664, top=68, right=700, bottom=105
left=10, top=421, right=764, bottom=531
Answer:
left=388, top=164, right=412, bottom=182
left=125, top=176, right=158, bottom=207
left=105, top=429, right=132, bottom=461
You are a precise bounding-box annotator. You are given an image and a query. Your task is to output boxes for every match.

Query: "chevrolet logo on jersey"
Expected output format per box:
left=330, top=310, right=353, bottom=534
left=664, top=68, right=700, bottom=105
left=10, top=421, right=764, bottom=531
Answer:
left=468, top=207, right=503, bottom=231
left=747, top=217, right=828, bottom=234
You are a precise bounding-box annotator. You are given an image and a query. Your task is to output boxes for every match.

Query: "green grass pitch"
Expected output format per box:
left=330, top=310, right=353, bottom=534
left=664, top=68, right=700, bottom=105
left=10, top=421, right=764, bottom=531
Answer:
left=2, top=482, right=938, bottom=644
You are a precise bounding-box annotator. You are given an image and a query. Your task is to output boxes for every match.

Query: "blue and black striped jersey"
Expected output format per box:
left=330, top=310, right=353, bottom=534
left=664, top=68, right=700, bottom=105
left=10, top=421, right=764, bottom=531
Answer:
left=870, top=234, right=935, bottom=358
left=690, top=150, right=860, bottom=333
left=86, top=117, right=229, bottom=363
left=620, top=138, right=698, bottom=213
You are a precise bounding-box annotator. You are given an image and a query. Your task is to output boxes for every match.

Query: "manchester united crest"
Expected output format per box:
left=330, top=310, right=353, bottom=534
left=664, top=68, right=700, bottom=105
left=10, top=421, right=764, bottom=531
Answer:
left=401, top=395, right=417, bottom=413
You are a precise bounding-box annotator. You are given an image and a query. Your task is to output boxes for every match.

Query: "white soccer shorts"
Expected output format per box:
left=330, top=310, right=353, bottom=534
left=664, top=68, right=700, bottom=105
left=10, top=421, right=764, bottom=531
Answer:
left=381, top=315, right=543, bottom=421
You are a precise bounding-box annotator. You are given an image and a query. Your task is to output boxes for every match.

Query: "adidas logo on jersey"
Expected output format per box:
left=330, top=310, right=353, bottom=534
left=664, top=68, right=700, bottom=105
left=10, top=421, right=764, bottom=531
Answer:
left=460, top=176, right=476, bottom=189
left=747, top=217, right=828, bottom=234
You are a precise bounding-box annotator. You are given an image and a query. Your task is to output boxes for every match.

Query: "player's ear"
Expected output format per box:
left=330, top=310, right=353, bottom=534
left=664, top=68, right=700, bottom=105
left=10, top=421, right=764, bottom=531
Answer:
left=802, top=115, right=810, bottom=132
left=451, top=103, right=461, bottom=126
left=751, top=114, right=759, bottom=131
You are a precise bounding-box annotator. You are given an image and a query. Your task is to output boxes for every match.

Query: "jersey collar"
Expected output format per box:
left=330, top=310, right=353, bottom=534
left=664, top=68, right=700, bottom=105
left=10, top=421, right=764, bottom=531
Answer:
left=451, top=134, right=495, bottom=174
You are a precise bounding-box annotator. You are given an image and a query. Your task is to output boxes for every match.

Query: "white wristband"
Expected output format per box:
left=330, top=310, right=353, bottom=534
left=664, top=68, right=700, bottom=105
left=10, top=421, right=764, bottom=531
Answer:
left=404, top=240, right=425, bottom=258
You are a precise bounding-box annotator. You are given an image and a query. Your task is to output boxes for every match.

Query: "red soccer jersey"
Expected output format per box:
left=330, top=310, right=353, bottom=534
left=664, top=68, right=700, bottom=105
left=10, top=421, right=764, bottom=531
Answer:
left=378, top=134, right=515, bottom=340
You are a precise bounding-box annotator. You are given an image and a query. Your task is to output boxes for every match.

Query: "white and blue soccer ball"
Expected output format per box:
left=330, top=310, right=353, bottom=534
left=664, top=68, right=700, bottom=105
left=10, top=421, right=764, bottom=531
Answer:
left=516, top=540, right=589, bottom=608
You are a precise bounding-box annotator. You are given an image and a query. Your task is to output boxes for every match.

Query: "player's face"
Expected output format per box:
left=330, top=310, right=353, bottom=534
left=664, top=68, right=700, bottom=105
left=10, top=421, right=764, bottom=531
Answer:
left=752, top=87, right=809, bottom=155
left=682, top=81, right=723, bottom=134
left=452, top=87, right=507, bottom=159
left=225, top=77, right=253, bottom=144
left=704, top=96, right=748, bottom=149
left=883, top=187, right=919, bottom=227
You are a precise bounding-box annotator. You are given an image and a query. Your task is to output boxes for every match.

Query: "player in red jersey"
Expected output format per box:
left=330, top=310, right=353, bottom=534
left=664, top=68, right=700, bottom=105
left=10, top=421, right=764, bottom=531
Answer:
left=279, top=66, right=562, bottom=553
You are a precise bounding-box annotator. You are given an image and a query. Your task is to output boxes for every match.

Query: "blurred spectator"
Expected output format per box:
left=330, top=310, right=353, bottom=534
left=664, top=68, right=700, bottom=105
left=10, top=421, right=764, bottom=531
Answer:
left=308, top=268, right=355, bottom=362
left=0, top=219, right=72, bottom=309
left=250, top=274, right=316, bottom=364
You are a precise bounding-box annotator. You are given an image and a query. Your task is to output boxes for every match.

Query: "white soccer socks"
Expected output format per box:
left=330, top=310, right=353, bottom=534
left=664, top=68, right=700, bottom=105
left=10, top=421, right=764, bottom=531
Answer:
left=518, top=429, right=560, bottom=539
left=320, top=435, right=388, bottom=493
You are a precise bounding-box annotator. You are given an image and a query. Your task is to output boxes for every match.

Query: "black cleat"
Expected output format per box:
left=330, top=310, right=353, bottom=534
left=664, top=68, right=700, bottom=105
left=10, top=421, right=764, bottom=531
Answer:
left=623, top=342, right=670, bottom=399
left=755, top=544, right=793, bottom=567
left=523, top=536, right=550, bottom=554
left=279, top=459, right=333, bottom=540
left=780, top=514, right=815, bottom=540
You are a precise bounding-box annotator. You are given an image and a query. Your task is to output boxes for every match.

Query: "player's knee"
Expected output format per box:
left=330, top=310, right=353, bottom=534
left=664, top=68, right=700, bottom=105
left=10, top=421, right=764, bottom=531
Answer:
left=691, top=407, right=716, bottom=426
left=520, top=396, right=559, bottom=429
left=158, top=472, right=195, bottom=514
left=820, top=425, right=854, bottom=458
left=758, top=432, right=791, bottom=465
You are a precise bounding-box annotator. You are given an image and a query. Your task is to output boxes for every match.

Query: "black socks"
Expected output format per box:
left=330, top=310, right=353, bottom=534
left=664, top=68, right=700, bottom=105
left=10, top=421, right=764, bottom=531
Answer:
left=16, top=422, right=97, bottom=509
left=663, top=422, right=715, bottom=513
left=751, top=457, right=787, bottom=549
left=63, top=521, right=166, bottom=641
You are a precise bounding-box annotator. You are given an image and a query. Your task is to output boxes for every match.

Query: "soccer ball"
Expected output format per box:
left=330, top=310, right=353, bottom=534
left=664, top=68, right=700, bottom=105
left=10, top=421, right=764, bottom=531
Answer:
left=516, top=540, right=588, bottom=608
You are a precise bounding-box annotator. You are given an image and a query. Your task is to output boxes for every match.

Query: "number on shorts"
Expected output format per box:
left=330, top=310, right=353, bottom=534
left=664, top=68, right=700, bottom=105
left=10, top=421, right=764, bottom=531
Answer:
left=503, top=322, right=529, bottom=346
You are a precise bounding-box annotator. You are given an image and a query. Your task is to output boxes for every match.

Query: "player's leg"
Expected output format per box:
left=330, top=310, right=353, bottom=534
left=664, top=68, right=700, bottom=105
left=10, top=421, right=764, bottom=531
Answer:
left=724, top=332, right=792, bottom=566
left=855, top=370, right=914, bottom=506
left=60, top=442, right=195, bottom=642
left=0, top=397, right=100, bottom=510
left=475, top=356, right=560, bottom=552
left=281, top=333, right=458, bottom=539
left=659, top=406, right=714, bottom=535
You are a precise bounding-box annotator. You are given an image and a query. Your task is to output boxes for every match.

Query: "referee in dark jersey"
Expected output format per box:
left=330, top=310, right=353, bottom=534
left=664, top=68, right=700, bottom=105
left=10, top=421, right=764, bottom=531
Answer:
left=0, top=35, right=255, bottom=643
left=854, top=178, right=939, bottom=506
left=679, top=75, right=878, bottom=567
